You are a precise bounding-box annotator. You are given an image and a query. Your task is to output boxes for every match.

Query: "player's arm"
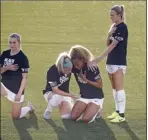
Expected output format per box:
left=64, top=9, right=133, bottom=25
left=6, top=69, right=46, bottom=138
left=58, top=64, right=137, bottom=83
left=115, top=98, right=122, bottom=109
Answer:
left=81, top=68, right=103, bottom=88
left=0, top=52, right=8, bottom=74
left=1, top=65, right=8, bottom=74
left=17, top=56, right=30, bottom=96
left=94, top=26, right=126, bottom=64
left=47, top=69, right=75, bottom=98
left=0, top=52, right=18, bottom=74
left=106, top=24, right=116, bottom=46
left=87, top=69, right=102, bottom=88
left=94, top=39, right=118, bottom=64
left=86, top=78, right=102, bottom=88
left=51, top=86, right=72, bottom=97
left=50, top=83, right=76, bottom=99
left=1, top=64, right=19, bottom=74
left=16, top=56, right=29, bottom=96
left=17, top=73, right=28, bottom=96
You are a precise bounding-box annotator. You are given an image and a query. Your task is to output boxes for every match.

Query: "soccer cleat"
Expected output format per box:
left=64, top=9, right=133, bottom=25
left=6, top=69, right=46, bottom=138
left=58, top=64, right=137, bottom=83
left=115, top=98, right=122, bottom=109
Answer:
left=43, top=110, right=51, bottom=120
left=27, top=101, right=35, bottom=113
left=107, top=112, right=118, bottom=120
left=110, top=115, right=126, bottom=123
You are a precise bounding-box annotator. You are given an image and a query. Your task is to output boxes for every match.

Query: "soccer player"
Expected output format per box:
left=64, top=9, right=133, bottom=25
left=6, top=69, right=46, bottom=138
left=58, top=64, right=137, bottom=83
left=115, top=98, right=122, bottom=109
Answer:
left=69, top=45, right=104, bottom=123
left=0, top=33, right=34, bottom=119
left=43, top=52, right=76, bottom=120
left=88, top=5, right=128, bottom=123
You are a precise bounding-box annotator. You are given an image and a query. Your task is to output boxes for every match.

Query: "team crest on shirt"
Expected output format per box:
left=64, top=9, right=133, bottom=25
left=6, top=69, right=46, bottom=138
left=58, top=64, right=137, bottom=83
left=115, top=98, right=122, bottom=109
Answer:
left=58, top=75, right=69, bottom=86
left=3, top=58, right=15, bottom=67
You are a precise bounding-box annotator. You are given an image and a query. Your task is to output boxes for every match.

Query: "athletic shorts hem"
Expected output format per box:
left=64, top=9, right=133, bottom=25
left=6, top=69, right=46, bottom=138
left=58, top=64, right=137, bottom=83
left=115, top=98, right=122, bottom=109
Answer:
left=106, top=65, right=126, bottom=75
left=43, top=91, right=72, bottom=107
left=1, top=83, right=24, bottom=103
left=77, top=98, right=104, bottom=108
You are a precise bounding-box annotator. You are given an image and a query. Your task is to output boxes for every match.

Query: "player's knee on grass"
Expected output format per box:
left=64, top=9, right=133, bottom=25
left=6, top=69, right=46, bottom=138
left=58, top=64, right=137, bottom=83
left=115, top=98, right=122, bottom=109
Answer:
left=12, top=103, right=22, bottom=119
left=71, top=112, right=80, bottom=121
left=71, top=114, right=77, bottom=120
left=11, top=112, right=21, bottom=120
left=82, top=115, right=92, bottom=123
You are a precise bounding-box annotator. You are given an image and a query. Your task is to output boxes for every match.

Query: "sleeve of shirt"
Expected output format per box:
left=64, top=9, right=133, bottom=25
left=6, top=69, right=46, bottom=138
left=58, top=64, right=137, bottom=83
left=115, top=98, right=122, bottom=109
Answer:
left=0, top=52, right=4, bottom=65
left=47, top=67, right=58, bottom=88
left=114, top=25, right=126, bottom=42
left=91, top=67, right=101, bottom=81
left=20, top=55, right=30, bottom=73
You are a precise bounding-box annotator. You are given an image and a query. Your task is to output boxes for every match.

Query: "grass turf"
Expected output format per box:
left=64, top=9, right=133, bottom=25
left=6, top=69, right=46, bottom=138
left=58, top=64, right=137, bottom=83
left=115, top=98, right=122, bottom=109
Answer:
left=1, top=1, right=146, bottom=140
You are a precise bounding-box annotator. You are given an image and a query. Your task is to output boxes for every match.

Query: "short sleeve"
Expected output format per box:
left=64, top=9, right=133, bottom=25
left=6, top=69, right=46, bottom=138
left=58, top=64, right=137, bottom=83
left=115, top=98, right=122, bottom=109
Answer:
left=20, top=56, right=30, bottom=73
left=114, top=25, right=126, bottom=42
left=91, top=67, right=101, bottom=80
left=0, top=52, right=5, bottom=65
left=47, top=66, right=58, bottom=88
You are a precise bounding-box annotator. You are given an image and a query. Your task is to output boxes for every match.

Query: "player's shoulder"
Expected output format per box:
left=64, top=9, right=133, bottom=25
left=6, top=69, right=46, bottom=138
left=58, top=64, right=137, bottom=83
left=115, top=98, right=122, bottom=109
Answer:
left=18, top=50, right=28, bottom=59
left=1, top=49, right=10, bottom=56
left=48, top=64, right=58, bottom=73
left=118, top=22, right=128, bottom=30
left=85, top=65, right=100, bottom=74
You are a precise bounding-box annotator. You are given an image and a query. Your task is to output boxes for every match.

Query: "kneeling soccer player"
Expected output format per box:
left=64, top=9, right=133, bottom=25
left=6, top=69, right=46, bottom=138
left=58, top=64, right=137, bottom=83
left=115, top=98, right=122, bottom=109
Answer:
left=43, top=52, right=76, bottom=120
left=69, top=45, right=104, bottom=123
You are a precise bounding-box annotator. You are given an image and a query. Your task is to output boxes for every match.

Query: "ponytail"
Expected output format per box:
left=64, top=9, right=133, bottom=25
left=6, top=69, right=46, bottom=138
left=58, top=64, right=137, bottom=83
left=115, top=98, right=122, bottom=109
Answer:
left=121, top=5, right=125, bottom=22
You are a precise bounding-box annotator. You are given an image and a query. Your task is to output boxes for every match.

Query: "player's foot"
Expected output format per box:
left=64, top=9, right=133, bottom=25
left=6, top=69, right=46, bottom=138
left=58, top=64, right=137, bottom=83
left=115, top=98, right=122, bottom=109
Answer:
left=27, top=101, right=35, bottom=113
left=110, top=115, right=126, bottom=123
left=107, top=112, right=118, bottom=120
left=43, top=110, right=51, bottom=120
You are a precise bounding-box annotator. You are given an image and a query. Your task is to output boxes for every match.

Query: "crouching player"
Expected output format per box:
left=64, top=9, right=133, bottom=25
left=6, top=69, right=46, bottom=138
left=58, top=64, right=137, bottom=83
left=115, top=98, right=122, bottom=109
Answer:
left=69, top=45, right=104, bottom=123
left=43, top=52, right=76, bottom=120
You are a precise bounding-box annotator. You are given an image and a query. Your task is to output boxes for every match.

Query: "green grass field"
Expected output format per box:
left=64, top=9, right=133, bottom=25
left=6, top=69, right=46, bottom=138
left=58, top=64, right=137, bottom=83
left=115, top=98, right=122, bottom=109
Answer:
left=1, top=1, right=146, bottom=140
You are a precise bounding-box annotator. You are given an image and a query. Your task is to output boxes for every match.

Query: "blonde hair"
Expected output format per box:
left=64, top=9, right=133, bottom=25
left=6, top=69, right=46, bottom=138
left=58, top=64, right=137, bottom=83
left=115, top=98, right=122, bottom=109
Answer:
left=68, top=45, right=94, bottom=62
left=55, top=52, right=71, bottom=72
left=111, top=5, right=125, bottom=22
left=9, top=33, right=22, bottom=50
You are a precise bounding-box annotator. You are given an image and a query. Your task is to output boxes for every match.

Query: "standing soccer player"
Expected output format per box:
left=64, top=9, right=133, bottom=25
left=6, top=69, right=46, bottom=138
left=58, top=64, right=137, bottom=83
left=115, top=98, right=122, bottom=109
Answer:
left=43, top=52, right=76, bottom=120
left=69, top=45, right=104, bottom=123
left=0, top=33, right=34, bottom=119
left=88, top=5, right=128, bottom=123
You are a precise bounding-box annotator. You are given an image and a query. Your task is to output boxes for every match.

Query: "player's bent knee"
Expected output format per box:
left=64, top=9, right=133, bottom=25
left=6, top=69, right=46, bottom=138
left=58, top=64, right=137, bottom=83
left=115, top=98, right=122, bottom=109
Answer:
left=11, top=110, right=21, bottom=120
left=11, top=113, right=20, bottom=120
left=82, top=116, right=91, bottom=123
left=71, top=113, right=79, bottom=121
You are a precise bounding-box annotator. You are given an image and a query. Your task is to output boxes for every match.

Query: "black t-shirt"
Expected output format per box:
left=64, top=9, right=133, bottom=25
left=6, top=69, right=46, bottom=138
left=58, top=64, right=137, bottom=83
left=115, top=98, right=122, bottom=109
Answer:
left=107, top=22, right=128, bottom=65
left=43, top=64, right=71, bottom=94
left=72, top=64, right=104, bottom=99
left=0, top=49, right=29, bottom=94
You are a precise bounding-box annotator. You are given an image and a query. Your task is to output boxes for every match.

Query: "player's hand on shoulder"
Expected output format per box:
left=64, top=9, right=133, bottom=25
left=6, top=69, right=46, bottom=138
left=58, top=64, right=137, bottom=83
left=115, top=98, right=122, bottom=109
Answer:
left=87, top=60, right=97, bottom=72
